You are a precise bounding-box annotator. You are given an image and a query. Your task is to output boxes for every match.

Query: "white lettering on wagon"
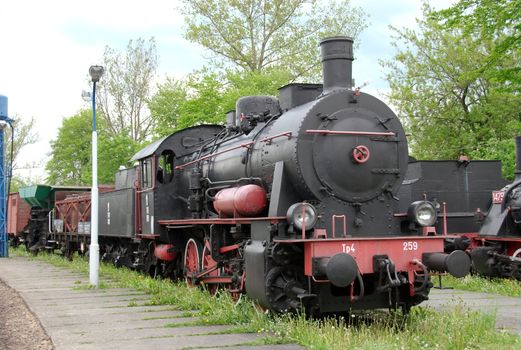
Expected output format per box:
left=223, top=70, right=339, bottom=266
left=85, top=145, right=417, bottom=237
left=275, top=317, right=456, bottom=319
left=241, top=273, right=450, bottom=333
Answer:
left=342, top=243, right=356, bottom=254
left=403, top=241, right=418, bottom=251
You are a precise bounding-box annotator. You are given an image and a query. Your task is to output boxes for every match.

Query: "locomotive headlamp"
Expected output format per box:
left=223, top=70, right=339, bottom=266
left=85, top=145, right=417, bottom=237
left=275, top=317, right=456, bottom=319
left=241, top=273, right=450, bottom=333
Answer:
left=287, top=203, right=318, bottom=230
left=408, top=201, right=437, bottom=227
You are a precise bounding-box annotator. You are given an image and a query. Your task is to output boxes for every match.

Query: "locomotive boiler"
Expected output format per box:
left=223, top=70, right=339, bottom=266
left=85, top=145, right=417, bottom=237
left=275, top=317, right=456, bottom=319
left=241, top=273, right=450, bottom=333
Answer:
left=14, top=36, right=471, bottom=315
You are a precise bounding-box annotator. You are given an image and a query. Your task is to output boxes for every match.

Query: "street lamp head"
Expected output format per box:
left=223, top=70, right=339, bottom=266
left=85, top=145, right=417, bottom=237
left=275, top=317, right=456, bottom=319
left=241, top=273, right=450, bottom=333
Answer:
left=89, top=65, right=105, bottom=83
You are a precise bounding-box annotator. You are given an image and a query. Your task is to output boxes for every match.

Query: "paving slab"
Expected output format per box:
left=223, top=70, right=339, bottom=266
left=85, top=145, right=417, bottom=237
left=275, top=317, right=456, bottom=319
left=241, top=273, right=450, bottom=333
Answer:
left=71, top=333, right=266, bottom=350
left=0, top=257, right=304, bottom=349
left=425, top=288, right=521, bottom=335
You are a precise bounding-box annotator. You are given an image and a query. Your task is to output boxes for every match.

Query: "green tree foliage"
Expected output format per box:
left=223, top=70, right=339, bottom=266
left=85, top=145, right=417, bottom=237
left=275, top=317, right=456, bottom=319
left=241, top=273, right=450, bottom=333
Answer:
left=148, top=78, right=187, bottom=134
left=433, top=0, right=521, bottom=90
left=382, top=4, right=521, bottom=178
left=3, top=115, right=39, bottom=192
left=98, top=38, right=158, bottom=142
left=181, top=0, right=368, bottom=80
left=4, top=115, right=38, bottom=171
left=46, top=110, right=141, bottom=185
left=149, top=68, right=291, bottom=136
left=9, top=177, right=28, bottom=193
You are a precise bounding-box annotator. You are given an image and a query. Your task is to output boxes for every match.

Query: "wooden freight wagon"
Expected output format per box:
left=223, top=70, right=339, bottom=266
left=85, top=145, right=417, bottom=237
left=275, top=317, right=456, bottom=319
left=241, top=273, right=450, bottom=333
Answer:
left=7, top=193, right=31, bottom=242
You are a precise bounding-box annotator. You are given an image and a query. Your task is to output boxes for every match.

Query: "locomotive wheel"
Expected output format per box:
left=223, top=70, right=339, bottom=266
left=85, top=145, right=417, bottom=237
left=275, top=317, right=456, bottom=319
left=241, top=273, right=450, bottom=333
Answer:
left=184, top=238, right=203, bottom=287
left=201, top=240, right=219, bottom=295
left=265, top=266, right=304, bottom=312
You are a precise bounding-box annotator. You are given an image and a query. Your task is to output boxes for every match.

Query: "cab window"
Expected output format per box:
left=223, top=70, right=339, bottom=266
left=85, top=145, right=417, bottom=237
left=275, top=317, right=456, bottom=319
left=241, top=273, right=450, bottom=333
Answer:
left=141, top=157, right=153, bottom=189
left=157, top=150, right=175, bottom=184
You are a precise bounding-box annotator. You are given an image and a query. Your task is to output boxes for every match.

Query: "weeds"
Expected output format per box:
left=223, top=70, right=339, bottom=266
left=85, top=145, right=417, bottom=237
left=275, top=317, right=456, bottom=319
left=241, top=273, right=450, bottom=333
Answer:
left=9, top=247, right=521, bottom=349
left=442, top=274, right=521, bottom=297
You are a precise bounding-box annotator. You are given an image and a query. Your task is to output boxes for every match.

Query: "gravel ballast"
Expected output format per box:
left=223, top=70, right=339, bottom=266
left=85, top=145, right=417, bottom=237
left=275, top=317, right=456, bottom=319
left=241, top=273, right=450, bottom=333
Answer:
left=0, top=278, right=53, bottom=350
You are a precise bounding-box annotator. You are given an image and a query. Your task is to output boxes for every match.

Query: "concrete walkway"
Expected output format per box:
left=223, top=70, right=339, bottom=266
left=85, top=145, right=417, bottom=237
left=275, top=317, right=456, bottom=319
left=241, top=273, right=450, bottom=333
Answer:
left=0, top=257, right=302, bottom=350
left=425, top=287, right=521, bottom=335
left=3, top=257, right=520, bottom=349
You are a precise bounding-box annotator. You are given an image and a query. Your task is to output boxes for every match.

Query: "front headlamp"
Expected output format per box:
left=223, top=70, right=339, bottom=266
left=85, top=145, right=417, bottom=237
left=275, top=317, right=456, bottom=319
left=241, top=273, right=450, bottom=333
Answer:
left=287, top=203, right=318, bottom=230
left=408, top=201, right=437, bottom=227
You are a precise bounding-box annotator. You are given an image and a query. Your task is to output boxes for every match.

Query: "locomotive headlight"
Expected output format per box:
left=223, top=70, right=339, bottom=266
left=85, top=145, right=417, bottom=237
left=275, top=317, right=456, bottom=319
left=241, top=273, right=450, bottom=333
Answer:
left=287, top=203, right=318, bottom=230
left=408, top=201, right=437, bottom=227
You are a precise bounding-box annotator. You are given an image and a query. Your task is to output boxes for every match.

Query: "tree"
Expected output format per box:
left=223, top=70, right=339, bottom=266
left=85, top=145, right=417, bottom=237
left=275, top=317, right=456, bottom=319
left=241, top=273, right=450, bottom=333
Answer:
left=148, top=78, right=187, bottom=135
left=3, top=115, right=38, bottom=171
left=149, top=68, right=291, bottom=136
left=98, top=38, right=158, bottom=142
left=433, top=0, right=521, bottom=90
left=181, top=0, right=368, bottom=80
left=2, top=115, right=38, bottom=192
left=382, top=4, right=521, bottom=178
left=46, top=110, right=141, bottom=185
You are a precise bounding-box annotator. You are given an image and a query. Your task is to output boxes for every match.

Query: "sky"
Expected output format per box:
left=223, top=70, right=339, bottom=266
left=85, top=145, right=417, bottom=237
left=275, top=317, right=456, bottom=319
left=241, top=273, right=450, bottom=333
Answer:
left=0, top=0, right=455, bottom=181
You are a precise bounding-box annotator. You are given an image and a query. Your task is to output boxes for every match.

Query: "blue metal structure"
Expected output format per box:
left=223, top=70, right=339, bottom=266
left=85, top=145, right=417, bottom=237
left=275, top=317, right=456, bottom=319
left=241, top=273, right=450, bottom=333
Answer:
left=0, top=94, right=10, bottom=257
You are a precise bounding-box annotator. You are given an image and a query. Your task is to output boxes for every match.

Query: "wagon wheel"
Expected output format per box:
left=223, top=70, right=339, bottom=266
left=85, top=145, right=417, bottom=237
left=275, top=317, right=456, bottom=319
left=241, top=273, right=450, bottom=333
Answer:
left=64, top=241, right=74, bottom=261
left=201, top=239, right=219, bottom=295
left=184, top=238, right=203, bottom=287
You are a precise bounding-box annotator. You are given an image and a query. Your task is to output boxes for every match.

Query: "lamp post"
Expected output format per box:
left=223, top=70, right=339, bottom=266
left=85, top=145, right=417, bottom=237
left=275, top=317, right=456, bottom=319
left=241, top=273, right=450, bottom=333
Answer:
left=88, top=65, right=104, bottom=287
left=0, top=94, right=12, bottom=258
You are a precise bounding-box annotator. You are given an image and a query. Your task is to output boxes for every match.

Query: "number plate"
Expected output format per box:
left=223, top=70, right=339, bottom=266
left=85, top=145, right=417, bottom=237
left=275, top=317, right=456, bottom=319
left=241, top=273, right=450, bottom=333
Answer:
left=492, top=191, right=505, bottom=204
left=403, top=241, right=418, bottom=251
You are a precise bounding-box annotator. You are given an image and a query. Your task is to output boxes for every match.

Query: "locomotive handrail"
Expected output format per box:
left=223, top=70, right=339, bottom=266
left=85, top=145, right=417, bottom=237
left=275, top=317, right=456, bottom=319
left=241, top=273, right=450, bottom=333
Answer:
left=332, top=215, right=347, bottom=238
left=259, top=131, right=292, bottom=144
left=158, top=216, right=286, bottom=226
left=175, top=141, right=255, bottom=170
left=306, top=130, right=396, bottom=136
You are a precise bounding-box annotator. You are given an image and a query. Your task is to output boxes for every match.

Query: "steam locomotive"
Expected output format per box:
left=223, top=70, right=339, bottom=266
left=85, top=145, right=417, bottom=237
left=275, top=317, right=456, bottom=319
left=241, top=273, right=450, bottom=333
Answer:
left=9, top=37, right=472, bottom=315
left=418, top=138, right=521, bottom=280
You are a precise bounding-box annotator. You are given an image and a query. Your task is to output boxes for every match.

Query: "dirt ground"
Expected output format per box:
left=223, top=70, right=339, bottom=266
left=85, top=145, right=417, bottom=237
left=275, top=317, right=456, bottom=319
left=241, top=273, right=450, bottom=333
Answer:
left=0, top=279, right=53, bottom=350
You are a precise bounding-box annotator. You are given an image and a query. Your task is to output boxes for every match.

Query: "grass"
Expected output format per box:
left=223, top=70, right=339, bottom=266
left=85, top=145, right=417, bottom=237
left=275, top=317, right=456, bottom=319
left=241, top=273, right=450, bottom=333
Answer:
left=441, top=274, right=521, bottom=297
left=10, top=247, right=521, bottom=349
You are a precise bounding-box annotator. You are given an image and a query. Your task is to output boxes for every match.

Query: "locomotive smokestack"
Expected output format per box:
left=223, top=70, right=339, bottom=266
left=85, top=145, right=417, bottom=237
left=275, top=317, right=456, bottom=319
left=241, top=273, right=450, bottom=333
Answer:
left=515, top=136, right=521, bottom=181
left=320, top=36, right=354, bottom=91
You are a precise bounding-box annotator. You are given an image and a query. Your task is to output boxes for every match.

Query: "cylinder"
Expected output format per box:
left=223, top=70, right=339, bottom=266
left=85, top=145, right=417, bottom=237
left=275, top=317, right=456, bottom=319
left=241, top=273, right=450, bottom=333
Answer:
left=423, top=250, right=470, bottom=278
left=214, top=184, right=267, bottom=218
left=154, top=244, right=177, bottom=262
left=320, top=36, right=354, bottom=92
left=515, top=136, right=521, bottom=181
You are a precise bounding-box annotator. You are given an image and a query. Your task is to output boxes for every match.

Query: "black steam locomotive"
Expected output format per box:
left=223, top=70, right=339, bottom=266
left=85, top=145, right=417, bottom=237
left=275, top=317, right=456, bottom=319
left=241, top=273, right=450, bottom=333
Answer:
left=418, top=137, right=521, bottom=280
left=15, top=37, right=471, bottom=315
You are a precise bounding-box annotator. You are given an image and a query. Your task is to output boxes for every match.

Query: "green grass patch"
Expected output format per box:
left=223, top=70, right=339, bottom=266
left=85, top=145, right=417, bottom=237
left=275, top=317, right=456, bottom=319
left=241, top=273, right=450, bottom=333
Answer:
left=442, top=274, right=521, bottom=297
left=72, top=281, right=111, bottom=290
left=10, top=247, right=521, bottom=349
